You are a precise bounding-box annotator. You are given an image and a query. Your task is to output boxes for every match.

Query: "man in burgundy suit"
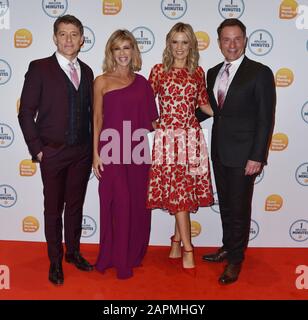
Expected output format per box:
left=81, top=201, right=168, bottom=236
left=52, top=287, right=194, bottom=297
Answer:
left=197, top=19, right=276, bottom=284
left=18, top=15, right=94, bottom=285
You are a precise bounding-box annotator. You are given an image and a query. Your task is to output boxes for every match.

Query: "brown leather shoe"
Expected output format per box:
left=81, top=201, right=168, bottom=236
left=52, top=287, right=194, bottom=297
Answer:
left=202, top=247, right=228, bottom=262
left=218, top=263, right=242, bottom=285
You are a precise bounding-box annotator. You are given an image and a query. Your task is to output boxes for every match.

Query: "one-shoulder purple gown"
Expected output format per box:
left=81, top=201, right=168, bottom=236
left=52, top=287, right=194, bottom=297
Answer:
left=96, top=74, right=158, bottom=279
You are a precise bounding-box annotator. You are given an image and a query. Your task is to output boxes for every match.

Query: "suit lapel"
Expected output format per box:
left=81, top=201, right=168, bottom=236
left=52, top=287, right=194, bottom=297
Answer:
left=223, top=56, right=250, bottom=109
left=208, top=63, right=223, bottom=110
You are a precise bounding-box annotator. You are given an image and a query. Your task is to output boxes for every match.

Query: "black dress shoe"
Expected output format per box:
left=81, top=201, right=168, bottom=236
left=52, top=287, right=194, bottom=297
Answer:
left=202, top=247, right=228, bottom=262
left=49, top=262, right=64, bottom=285
left=65, top=252, right=94, bottom=271
left=218, top=263, right=242, bottom=285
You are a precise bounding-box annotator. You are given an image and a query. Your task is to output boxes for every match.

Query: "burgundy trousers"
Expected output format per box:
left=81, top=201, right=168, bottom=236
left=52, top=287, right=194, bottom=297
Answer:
left=39, top=143, right=92, bottom=263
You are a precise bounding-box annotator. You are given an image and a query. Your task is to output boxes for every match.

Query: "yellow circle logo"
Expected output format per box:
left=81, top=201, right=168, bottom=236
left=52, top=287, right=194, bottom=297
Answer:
left=191, top=220, right=201, bottom=237
left=22, top=216, right=40, bottom=232
left=19, top=159, right=37, bottom=176
left=279, top=0, right=298, bottom=19
left=14, top=29, right=33, bottom=48
left=270, top=133, right=289, bottom=151
left=265, top=194, right=283, bottom=211
left=195, top=31, right=210, bottom=51
left=102, top=0, right=122, bottom=15
left=275, top=68, right=294, bottom=87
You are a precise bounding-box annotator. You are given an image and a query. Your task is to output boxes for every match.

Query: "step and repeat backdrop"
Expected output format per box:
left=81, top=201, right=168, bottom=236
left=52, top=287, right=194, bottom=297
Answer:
left=0, top=0, right=307, bottom=247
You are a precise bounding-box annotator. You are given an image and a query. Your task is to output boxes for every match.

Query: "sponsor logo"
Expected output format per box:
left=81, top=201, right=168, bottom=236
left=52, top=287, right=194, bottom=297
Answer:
left=248, top=29, right=274, bottom=56
left=255, top=168, right=264, bottom=185
left=81, top=215, right=97, bottom=238
left=19, top=159, right=37, bottom=176
left=210, top=192, right=220, bottom=213
left=270, top=133, right=289, bottom=151
left=295, top=163, right=308, bottom=186
left=22, top=216, right=40, bottom=233
left=289, top=220, right=308, bottom=241
left=0, top=59, right=12, bottom=85
left=161, top=0, right=187, bottom=20
left=0, top=123, right=14, bottom=147
left=218, top=0, right=245, bottom=19
left=191, top=220, right=201, bottom=237
left=42, top=0, right=67, bottom=18
left=275, top=68, right=294, bottom=87
left=81, top=26, right=95, bottom=52
left=132, top=27, right=155, bottom=53
left=301, top=101, right=308, bottom=124
left=279, top=0, right=298, bottom=19
left=14, top=29, right=32, bottom=48
left=249, top=219, right=259, bottom=241
left=195, top=31, right=210, bottom=51
left=265, top=194, right=283, bottom=211
left=102, top=0, right=122, bottom=15
left=0, top=184, right=17, bottom=208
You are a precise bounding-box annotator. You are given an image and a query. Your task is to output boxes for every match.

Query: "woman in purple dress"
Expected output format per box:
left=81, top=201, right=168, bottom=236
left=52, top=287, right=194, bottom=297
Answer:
left=92, top=30, right=158, bottom=279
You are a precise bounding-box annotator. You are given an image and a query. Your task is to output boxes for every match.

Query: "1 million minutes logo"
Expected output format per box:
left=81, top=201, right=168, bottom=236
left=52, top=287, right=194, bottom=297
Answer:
left=210, top=192, right=220, bottom=214
left=295, top=163, right=308, bottom=186
left=248, top=29, right=273, bottom=56
left=301, top=101, right=308, bottom=124
left=254, top=168, right=264, bottom=184
left=42, top=0, right=68, bottom=18
left=80, top=26, right=95, bottom=52
left=218, top=0, right=245, bottom=19
left=132, top=27, right=155, bottom=53
left=0, top=123, right=14, bottom=148
left=289, top=220, right=308, bottom=242
left=0, top=59, right=12, bottom=85
left=81, top=215, right=97, bottom=238
left=161, top=0, right=187, bottom=20
left=0, top=185, right=17, bottom=208
left=249, top=219, right=259, bottom=241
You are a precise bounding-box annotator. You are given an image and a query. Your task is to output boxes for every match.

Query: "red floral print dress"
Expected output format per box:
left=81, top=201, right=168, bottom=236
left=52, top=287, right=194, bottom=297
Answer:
left=147, top=64, right=213, bottom=214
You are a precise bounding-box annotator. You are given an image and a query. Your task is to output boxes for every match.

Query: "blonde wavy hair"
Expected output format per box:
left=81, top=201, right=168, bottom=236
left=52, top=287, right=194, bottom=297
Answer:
left=103, top=29, right=142, bottom=73
left=162, top=22, right=199, bottom=74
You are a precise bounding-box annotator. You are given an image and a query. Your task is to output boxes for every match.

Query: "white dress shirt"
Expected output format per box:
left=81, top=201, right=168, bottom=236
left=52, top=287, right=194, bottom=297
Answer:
left=55, top=51, right=81, bottom=83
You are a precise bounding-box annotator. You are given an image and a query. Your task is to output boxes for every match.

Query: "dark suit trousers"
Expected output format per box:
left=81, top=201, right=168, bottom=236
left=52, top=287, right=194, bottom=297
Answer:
left=39, top=143, right=92, bottom=263
left=213, top=159, right=256, bottom=264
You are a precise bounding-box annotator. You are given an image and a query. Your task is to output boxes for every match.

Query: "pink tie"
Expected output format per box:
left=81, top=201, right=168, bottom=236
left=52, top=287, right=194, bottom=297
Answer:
left=217, top=63, right=231, bottom=109
left=69, top=62, right=79, bottom=90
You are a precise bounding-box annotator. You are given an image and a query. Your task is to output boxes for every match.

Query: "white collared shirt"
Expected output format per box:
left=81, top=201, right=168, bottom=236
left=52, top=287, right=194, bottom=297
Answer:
left=55, top=51, right=81, bottom=82
left=213, top=54, right=245, bottom=104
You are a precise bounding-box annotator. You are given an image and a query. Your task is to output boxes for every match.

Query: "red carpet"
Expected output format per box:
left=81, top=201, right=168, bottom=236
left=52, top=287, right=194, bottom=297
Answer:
left=0, top=240, right=307, bottom=300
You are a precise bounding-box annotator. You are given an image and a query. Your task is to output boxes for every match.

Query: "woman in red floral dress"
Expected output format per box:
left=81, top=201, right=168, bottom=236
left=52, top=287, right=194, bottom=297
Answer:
left=147, top=22, right=214, bottom=272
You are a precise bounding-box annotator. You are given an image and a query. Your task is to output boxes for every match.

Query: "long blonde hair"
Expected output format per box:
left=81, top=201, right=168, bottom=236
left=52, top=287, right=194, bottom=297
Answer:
left=162, top=22, right=199, bottom=74
left=103, top=29, right=142, bottom=73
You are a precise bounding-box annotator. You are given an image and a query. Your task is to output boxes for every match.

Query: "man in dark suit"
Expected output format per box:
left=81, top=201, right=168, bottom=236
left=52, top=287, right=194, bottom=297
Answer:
left=18, top=15, right=94, bottom=285
left=196, top=19, right=276, bottom=284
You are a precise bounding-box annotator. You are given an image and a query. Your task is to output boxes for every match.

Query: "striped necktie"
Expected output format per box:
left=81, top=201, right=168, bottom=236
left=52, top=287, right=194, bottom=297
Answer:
left=217, top=63, right=231, bottom=108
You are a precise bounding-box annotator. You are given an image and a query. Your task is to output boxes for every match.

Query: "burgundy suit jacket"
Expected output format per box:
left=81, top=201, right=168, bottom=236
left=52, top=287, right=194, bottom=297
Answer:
left=18, top=54, right=94, bottom=158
